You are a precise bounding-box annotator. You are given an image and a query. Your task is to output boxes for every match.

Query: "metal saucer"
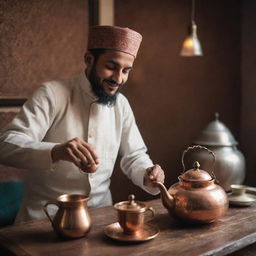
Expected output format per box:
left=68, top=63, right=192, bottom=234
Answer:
left=104, top=222, right=159, bottom=242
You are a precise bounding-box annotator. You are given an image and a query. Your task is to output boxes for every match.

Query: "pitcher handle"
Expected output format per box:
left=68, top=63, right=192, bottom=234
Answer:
left=43, top=201, right=58, bottom=225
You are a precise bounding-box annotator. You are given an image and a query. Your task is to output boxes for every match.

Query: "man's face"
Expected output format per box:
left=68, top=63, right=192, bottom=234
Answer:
left=87, top=50, right=134, bottom=105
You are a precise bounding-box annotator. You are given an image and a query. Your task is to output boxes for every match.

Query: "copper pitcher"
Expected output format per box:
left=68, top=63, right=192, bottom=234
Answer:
left=156, top=145, right=228, bottom=224
left=44, top=194, right=91, bottom=239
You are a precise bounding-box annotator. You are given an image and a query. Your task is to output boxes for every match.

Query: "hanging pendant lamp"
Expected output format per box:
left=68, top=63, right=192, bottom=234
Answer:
left=180, top=0, right=203, bottom=56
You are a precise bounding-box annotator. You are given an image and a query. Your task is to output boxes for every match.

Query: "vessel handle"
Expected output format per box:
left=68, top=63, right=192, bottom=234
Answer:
left=181, top=145, right=217, bottom=180
left=145, top=206, right=155, bottom=223
left=43, top=201, right=58, bottom=225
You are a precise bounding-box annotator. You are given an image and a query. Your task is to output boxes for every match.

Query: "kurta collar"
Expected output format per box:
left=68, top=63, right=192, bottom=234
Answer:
left=78, top=72, right=98, bottom=101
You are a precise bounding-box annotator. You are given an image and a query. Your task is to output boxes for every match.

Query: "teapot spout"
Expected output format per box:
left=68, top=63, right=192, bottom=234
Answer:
left=155, top=182, right=175, bottom=210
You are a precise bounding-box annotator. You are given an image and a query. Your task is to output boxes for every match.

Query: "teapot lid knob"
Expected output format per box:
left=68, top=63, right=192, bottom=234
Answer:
left=193, top=161, right=200, bottom=170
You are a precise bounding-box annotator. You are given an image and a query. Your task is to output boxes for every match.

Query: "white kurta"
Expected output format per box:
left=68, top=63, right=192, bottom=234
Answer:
left=0, top=73, right=158, bottom=223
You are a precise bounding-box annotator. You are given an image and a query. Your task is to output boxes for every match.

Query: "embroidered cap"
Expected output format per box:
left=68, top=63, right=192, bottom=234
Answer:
left=88, top=25, right=143, bottom=58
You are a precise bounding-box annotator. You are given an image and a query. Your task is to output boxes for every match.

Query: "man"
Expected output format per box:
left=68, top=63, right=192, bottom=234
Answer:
left=0, top=26, right=165, bottom=223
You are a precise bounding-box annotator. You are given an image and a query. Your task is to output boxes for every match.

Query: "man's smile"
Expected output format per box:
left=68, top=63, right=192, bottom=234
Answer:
left=104, top=79, right=120, bottom=87
left=104, top=80, right=120, bottom=92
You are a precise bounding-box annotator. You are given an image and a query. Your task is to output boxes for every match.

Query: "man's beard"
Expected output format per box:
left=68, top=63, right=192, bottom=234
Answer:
left=88, top=66, right=123, bottom=106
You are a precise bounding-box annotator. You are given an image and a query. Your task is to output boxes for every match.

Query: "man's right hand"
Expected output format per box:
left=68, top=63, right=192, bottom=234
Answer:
left=51, top=137, right=99, bottom=172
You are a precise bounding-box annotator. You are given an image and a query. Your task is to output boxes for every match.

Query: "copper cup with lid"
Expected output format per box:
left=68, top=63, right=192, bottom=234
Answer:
left=114, top=194, right=155, bottom=235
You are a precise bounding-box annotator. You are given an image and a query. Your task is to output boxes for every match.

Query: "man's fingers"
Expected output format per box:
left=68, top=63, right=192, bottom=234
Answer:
left=54, top=138, right=100, bottom=171
left=66, top=138, right=100, bottom=166
left=67, top=147, right=82, bottom=168
left=67, top=141, right=90, bottom=166
left=77, top=144, right=96, bottom=166
left=81, top=141, right=100, bottom=164
left=148, top=165, right=165, bottom=182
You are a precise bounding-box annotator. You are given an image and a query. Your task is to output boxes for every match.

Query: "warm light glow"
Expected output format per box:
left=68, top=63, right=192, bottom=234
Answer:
left=183, top=37, right=194, bottom=48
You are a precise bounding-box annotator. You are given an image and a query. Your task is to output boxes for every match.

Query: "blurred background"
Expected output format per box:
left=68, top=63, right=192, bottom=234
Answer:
left=0, top=0, right=255, bottom=211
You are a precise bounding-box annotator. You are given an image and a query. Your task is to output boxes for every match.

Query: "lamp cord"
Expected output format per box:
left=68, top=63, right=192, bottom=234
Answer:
left=191, top=0, right=195, bottom=24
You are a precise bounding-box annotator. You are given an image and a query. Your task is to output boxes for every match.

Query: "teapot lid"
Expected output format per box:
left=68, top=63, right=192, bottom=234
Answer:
left=180, top=161, right=213, bottom=181
left=114, top=194, right=146, bottom=212
left=193, top=113, right=238, bottom=146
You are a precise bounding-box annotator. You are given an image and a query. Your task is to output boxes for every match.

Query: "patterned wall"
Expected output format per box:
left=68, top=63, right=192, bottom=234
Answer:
left=0, top=0, right=88, bottom=98
left=0, top=0, right=89, bottom=181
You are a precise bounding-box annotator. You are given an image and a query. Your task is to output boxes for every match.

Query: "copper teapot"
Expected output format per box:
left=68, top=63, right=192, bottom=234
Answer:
left=44, top=194, right=92, bottom=239
left=156, top=146, right=228, bottom=223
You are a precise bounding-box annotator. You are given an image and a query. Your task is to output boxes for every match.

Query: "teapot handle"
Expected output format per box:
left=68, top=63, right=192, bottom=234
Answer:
left=43, top=201, right=58, bottom=225
left=181, top=145, right=217, bottom=180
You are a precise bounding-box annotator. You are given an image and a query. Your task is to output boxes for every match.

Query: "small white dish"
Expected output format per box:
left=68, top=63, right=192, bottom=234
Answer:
left=229, top=184, right=256, bottom=206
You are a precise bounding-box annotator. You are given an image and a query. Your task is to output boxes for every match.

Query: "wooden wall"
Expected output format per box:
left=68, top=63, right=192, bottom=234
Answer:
left=241, top=0, right=256, bottom=187
left=111, top=0, right=243, bottom=202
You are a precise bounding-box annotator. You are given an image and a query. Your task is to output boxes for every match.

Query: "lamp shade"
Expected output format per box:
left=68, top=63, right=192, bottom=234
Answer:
left=180, top=23, right=203, bottom=56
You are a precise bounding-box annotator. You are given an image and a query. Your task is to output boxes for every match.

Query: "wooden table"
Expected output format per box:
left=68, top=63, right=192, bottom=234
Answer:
left=0, top=198, right=256, bottom=256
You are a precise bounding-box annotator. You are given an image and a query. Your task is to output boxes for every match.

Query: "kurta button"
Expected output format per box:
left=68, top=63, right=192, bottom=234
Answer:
left=88, top=134, right=92, bottom=138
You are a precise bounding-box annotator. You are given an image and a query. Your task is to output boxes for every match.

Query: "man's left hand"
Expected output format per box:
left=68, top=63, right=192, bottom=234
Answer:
left=144, top=164, right=165, bottom=188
